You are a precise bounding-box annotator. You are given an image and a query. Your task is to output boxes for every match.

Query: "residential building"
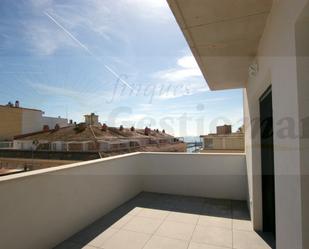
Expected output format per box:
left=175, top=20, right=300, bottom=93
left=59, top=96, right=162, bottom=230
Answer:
left=0, top=1, right=308, bottom=249
left=5, top=114, right=184, bottom=164
left=0, top=101, right=68, bottom=141
left=201, top=126, right=244, bottom=152
left=11, top=125, right=179, bottom=153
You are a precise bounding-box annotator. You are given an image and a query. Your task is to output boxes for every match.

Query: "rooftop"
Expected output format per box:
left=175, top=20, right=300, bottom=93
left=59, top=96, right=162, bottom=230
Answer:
left=0, top=104, right=43, bottom=113
left=14, top=125, right=173, bottom=142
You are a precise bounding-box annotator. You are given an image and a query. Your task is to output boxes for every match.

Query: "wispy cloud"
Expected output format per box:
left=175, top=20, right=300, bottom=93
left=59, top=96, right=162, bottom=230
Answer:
left=28, top=82, right=113, bottom=108
left=25, top=0, right=172, bottom=56
left=23, top=19, right=78, bottom=55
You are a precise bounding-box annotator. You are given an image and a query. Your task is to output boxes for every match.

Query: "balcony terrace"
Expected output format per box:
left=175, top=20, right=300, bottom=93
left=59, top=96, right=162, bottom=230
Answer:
left=0, top=152, right=273, bottom=249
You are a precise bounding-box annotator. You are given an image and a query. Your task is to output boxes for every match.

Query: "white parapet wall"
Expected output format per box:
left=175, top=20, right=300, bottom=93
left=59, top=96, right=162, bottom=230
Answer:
left=141, top=152, right=247, bottom=200
left=0, top=153, right=142, bottom=249
left=0, top=152, right=247, bottom=249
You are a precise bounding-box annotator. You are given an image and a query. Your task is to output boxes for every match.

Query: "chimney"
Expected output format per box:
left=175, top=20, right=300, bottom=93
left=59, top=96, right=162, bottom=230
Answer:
left=15, top=100, right=20, bottom=108
left=102, top=123, right=108, bottom=131
left=43, top=125, right=50, bottom=132
left=144, top=127, right=150, bottom=136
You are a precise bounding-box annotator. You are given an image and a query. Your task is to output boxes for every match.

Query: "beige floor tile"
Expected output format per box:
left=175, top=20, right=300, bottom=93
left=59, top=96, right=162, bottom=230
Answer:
left=143, top=235, right=188, bottom=249
left=198, top=215, right=232, bottom=229
left=127, top=207, right=144, bottom=216
left=166, top=212, right=199, bottom=224
left=233, top=230, right=271, bottom=249
left=188, top=241, right=230, bottom=249
left=110, top=215, right=134, bottom=229
left=123, top=216, right=162, bottom=234
left=191, top=225, right=232, bottom=248
left=233, top=219, right=253, bottom=231
left=87, top=228, right=119, bottom=247
left=138, top=208, right=170, bottom=220
left=155, top=220, right=196, bottom=241
left=101, top=230, right=150, bottom=249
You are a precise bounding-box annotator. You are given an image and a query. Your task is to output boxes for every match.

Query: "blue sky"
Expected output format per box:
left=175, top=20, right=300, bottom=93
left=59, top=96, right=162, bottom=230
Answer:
left=0, top=0, right=243, bottom=136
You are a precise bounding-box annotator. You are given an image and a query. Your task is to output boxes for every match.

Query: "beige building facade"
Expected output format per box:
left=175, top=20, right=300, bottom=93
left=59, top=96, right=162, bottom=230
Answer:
left=0, top=104, right=68, bottom=141
left=202, top=133, right=244, bottom=152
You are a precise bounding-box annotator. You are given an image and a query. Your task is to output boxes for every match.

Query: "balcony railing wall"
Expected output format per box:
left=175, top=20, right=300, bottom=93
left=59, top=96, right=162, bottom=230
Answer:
left=0, top=152, right=247, bottom=249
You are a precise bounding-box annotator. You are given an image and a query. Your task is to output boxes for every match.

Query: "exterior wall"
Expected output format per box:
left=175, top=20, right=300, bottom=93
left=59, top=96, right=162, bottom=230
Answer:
left=244, top=0, right=308, bottom=248
left=51, top=142, right=63, bottom=151
left=141, top=153, right=247, bottom=200
left=217, top=125, right=232, bottom=135
left=68, top=143, right=83, bottom=152
left=42, top=116, right=68, bottom=129
left=21, top=109, right=44, bottom=135
left=0, top=106, right=67, bottom=141
left=0, top=152, right=247, bottom=249
left=13, top=140, right=34, bottom=150
left=0, top=106, right=22, bottom=140
left=295, top=3, right=309, bottom=249
left=84, top=114, right=99, bottom=126
left=203, top=134, right=244, bottom=151
left=0, top=153, right=142, bottom=249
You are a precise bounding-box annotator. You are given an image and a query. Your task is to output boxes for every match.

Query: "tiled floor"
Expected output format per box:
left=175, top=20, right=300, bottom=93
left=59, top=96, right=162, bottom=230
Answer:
left=54, top=192, right=275, bottom=249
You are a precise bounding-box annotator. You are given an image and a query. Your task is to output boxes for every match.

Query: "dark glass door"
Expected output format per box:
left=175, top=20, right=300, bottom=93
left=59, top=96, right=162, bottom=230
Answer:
left=260, top=87, right=276, bottom=238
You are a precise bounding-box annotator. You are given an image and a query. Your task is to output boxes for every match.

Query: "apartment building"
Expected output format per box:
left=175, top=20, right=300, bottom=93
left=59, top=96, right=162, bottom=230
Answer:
left=201, top=125, right=244, bottom=152
left=0, top=101, right=68, bottom=141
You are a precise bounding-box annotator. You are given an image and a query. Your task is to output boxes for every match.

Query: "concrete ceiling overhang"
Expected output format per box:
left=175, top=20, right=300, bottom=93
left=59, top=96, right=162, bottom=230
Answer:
left=167, top=0, right=273, bottom=90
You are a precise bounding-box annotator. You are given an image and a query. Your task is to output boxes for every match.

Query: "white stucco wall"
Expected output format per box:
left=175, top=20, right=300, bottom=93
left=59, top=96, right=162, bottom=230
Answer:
left=21, top=110, right=43, bottom=134
left=13, top=140, right=35, bottom=150
left=42, top=116, right=68, bottom=129
left=20, top=111, right=68, bottom=136
left=141, top=153, right=247, bottom=200
left=0, top=153, right=142, bottom=249
left=244, top=0, right=308, bottom=248
left=295, top=4, right=309, bottom=249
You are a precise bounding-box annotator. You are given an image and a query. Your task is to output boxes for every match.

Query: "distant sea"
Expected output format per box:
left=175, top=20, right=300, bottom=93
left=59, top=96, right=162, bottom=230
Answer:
left=183, top=136, right=203, bottom=153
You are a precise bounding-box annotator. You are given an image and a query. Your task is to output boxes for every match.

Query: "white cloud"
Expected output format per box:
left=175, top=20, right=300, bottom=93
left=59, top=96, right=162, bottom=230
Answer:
left=154, top=55, right=203, bottom=82
left=152, top=55, right=208, bottom=100
left=121, top=0, right=172, bottom=21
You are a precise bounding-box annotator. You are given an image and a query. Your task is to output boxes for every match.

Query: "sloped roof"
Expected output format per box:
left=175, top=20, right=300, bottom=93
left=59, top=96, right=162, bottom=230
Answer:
left=14, top=125, right=173, bottom=142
